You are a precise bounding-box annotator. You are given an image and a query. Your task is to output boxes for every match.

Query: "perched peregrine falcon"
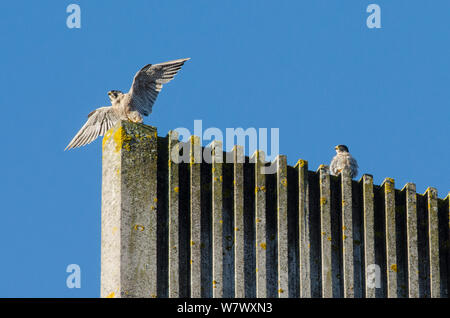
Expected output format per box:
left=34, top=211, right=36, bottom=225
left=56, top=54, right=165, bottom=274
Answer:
left=65, top=58, right=190, bottom=150
left=330, top=145, right=358, bottom=178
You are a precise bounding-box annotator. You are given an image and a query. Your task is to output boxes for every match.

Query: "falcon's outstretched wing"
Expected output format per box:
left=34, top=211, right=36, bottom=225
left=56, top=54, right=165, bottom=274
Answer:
left=128, top=58, right=190, bottom=117
left=65, top=107, right=118, bottom=150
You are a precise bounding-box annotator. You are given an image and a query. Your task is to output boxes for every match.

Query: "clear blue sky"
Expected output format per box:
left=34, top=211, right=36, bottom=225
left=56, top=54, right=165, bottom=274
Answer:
left=0, top=0, right=448, bottom=297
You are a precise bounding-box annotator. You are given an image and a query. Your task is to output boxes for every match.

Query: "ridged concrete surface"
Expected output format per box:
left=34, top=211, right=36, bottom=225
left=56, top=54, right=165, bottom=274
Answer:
left=101, top=122, right=449, bottom=298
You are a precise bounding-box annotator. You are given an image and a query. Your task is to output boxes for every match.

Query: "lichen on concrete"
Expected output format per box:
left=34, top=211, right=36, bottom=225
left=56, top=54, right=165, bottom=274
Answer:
left=99, top=122, right=449, bottom=299
left=101, top=120, right=157, bottom=298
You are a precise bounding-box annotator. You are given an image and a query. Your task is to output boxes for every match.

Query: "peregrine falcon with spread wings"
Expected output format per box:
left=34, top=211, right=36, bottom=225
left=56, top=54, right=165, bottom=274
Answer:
left=330, top=144, right=359, bottom=178
left=65, top=58, right=190, bottom=150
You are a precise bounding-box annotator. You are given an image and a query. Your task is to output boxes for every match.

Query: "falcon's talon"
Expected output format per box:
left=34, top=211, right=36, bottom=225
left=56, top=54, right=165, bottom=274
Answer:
left=65, top=58, right=190, bottom=150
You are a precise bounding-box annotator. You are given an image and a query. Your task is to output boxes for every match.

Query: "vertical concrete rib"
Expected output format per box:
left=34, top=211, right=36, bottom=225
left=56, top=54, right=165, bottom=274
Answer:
left=286, top=165, right=299, bottom=297
left=362, top=174, right=376, bottom=298
left=211, top=140, right=224, bottom=297
left=276, top=155, right=288, bottom=297
left=101, top=121, right=158, bottom=298
left=145, top=126, right=158, bottom=298
left=416, top=193, right=429, bottom=297
left=383, top=178, right=397, bottom=298
left=351, top=178, right=363, bottom=298
left=233, top=145, right=245, bottom=298
left=341, top=168, right=354, bottom=297
left=296, top=159, right=310, bottom=297
left=319, top=165, right=333, bottom=298
left=168, top=131, right=180, bottom=298
left=253, top=150, right=267, bottom=298
left=156, top=136, right=169, bottom=297
left=190, top=135, right=202, bottom=298
left=426, top=187, right=441, bottom=298
left=444, top=193, right=450, bottom=297
left=222, top=160, right=234, bottom=297
left=404, top=183, right=419, bottom=298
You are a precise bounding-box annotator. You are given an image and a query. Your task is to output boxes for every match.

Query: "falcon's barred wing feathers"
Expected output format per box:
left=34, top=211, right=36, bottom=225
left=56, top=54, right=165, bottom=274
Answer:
left=65, top=107, right=118, bottom=150
left=128, top=58, right=190, bottom=116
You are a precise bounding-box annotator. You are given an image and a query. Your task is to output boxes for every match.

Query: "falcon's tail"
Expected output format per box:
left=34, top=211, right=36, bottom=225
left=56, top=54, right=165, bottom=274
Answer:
left=65, top=107, right=119, bottom=151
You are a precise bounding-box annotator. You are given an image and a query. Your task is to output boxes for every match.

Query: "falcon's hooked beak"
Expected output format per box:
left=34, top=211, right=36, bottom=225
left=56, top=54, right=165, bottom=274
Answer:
left=108, top=90, right=121, bottom=102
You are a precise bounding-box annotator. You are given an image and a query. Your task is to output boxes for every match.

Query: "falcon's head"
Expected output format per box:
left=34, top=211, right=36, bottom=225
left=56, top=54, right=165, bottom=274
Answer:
left=335, top=144, right=349, bottom=154
left=108, top=90, right=123, bottom=102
